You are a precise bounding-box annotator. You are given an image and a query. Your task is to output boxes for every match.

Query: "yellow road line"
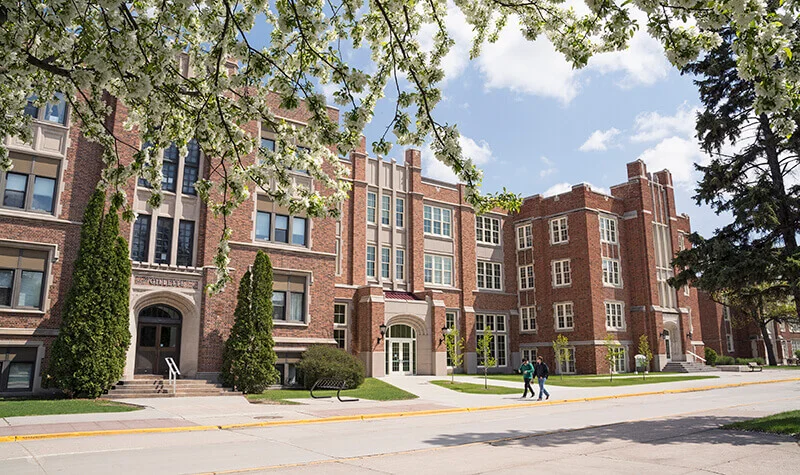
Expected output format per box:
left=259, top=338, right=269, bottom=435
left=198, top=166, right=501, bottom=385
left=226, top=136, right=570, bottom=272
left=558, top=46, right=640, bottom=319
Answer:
left=1, top=376, right=798, bottom=444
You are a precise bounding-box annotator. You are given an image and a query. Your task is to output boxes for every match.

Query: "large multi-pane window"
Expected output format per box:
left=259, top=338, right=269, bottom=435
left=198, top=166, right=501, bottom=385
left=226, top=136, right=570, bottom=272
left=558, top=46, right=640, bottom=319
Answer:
left=1, top=155, right=59, bottom=214
left=552, top=259, right=571, bottom=287
left=292, top=217, right=307, bottom=245
left=381, top=246, right=391, bottom=279
left=520, top=306, right=536, bottom=332
left=367, top=192, right=377, bottom=224
left=272, top=274, right=307, bottom=322
left=381, top=195, right=391, bottom=226
left=605, top=301, right=624, bottom=330
left=131, top=215, right=152, bottom=262
left=395, top=249, right=405, bottom=280
left=366, top=245, right=376, bottom=278
left=445, top=310, right=457, bottom=366
left=254, top=197, right=308, bottom=247
left=138, top=140, right=200, bottom=194
left=521, top=348, right=538, bottom=364
left=559, top=347, right=576, bottom=374
left=723, top=306, right=735, bottom=353
left=24, top=93, right=67, bottom=125
left=334, top=303, right=347, bottom=349
left=554, top=302, right=574, bottom=330
left=395, top=198, right=405, bottom=228
left=519, top=264, right=534, bottom=290
left=0, top=247, right=47, bottom=309
left=161, top=144, right=179, bottom=192
left=550, top=216, right=568, bottom=244
left=476, top=314, right=507, bottom=367
left=423, top=205, right=452, bottom=237
left=176, top=220, right=195, bottom=267
left=476, top=216, right=500, bottom=245
left=611, top=347, right=626, bottom=373
left=599, top=216, right=617, bottom=243
left=182, top=140, right=200, bottom=195
left=424, top=254, right=453, bottom=286
left=477, top=261, right=502, bottom=290
left=154, top=217, right=173, bottom=264
left=602, top=258, right=621, bottom=287
left=517, top=224, right=533, bottom=250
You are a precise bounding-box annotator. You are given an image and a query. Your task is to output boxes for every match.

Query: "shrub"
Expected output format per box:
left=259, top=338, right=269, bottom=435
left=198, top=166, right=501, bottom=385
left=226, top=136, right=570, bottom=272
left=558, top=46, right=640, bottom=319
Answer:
left=297, top=345, right=365, bottom=390
left=795, top=349, right=800, bottom=360
left=704, top=348, right=718, bottom=366
left=716, top=355, right=735, bottom=365
left=733, top=357, right=766, bottom=365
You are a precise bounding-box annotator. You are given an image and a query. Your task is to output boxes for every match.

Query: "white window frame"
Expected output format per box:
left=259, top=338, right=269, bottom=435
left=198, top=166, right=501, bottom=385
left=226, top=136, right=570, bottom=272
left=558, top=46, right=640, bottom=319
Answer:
left=395, top=248, right=405, bottom=281
left=723, top=306, right=735, bottom=353
left=476, top=216, right=500, bottom=245
left=477, top=261, right=503, bottom=290
left=521, top=347, right=538, bottom=364
left=381, top=246, right=390, bottom=279
left=599, top=216, right=618, bottom=244
left=602, top=258, right=621, bottom=287
left=366, top=245, right=376, bottom=278
left=381, top=195, right=391, bottom=226
left=552, top=259, right=571, bottom=287
left=559, top=347, right=576, bottom=374
left=605, top=301, right=625, bottom=331
left=611, top=347, right=627, bottom=373
left=424, top=254, right=453, bottom=286
left=423, top=204, right=452, bottom=238
left=550, top=216, right=568, bottom=244
left=476, top=314, right=508, bottom=367
left=518, top=264, right=535, bottom=290
left=517, top=224, right=533, bottom=250
left=520, top=306, right=537, bottom=333
left=678, top=233, right=685, bottom=251
left=334, top=302, right=348, bottom=350
left=445, top=310, right=458, bottom=367
left=554, top=302, right=574, bottom=330
left=395, top=197, right=405, bottom=228
left=366, top=192, right=377, bottom=224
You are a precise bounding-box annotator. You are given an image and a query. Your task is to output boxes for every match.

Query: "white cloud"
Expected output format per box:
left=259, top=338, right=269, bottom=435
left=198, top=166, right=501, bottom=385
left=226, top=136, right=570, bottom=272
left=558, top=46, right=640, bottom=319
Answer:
left=636, top=136, right=707, bottom=186
left=543, top=181, right=609, bottom=197
left=579, top=128, right=621, bottom=152
left=539, top=156, right=557, bottom=178
left=631, top=103, right=699, bottom=143
left=421, top=134, right=495, bottom=183
left=418, top=2, right=473, bottom=82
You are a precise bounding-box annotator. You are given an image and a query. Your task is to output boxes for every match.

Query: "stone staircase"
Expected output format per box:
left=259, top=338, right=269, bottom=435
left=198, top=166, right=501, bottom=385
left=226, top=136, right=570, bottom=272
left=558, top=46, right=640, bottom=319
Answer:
left=102, top=375, right=242, bottom=398
left=663, top=361, right=719, bottom=373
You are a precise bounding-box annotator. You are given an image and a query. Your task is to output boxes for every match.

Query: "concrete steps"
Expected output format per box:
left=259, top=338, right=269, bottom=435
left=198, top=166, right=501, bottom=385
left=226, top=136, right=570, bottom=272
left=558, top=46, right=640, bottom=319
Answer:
left=102, top=378, right=242, bottom=398
left=663, top=361, right=719, bottom=373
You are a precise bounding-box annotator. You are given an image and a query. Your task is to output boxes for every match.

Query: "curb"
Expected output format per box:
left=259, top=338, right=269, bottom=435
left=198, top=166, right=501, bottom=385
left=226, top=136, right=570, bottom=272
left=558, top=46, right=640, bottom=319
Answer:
left=2, top=376, right=798, bottom=443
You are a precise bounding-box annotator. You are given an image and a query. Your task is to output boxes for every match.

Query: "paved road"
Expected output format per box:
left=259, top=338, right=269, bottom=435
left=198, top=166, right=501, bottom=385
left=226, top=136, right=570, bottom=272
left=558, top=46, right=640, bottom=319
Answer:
left=2, top=381, right=799, bottom=474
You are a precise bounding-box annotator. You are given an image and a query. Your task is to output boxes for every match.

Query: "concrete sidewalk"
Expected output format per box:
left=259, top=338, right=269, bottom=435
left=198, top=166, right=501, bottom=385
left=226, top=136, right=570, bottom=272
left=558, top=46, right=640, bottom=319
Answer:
left=1, top=370, right=798, bottom=441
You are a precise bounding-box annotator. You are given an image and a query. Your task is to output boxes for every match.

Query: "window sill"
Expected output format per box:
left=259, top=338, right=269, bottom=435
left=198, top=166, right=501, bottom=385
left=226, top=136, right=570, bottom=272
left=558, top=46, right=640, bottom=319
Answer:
left=606, top=327, right=626, bottom=332
left=476, top=241, right=501, bottom=247
left=0, top=208, right=72, bottom=224
left=520, top=330, right=538, bottom=334
left=425, top=284, right=455, bottom=290
left=274, top=321, right=309, bottom=328
left=550, top=241, right=569, bottom=246
left=603, top=283, right=623, bottom=289
left=0, top=308, right=45, bottom=315
left=423, top=233, right=453, bottom=241
left=555, top=328, right=574, bottom=332
left=552, top=284, right=572, bottom=289
left=517, top=246, right=533, bottom=251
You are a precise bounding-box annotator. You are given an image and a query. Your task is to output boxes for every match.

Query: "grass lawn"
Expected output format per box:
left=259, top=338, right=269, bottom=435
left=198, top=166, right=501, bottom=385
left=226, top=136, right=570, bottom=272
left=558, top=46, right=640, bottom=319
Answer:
left=723, top=410, right=800, bottom=437
left=480, top=373, right=719, bottom=387
left=763, top=365, right=800, bottom=370
left=430, top=380, right=520, bottom=395
left=246, top=378, right=417, bottom=404
left=0, top=398, right=140, bottom=418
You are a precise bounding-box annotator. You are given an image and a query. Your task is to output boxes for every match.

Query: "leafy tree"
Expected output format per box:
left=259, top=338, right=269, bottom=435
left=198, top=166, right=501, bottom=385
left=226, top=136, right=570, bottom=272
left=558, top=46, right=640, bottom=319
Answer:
left=603, top=334, right=620, bottom=382
left=552, top=334, right=570, bottom=380
left=477, top=327, right=496, bottom=389
left=444, top=326, right=465, bottom=384
left=704, top=347, right=718, bottom=367
left=220, top=251, right=280, bottom=393
left=46, top=188, right=131, bottom=398
left=637, top=335, right=653, bottom=380
left=1, top=1, right=796, bottom=292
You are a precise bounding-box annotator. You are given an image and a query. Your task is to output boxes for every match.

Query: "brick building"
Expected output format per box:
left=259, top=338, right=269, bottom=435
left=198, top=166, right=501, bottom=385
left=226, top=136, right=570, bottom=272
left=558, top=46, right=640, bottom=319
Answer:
left=1, top=95, right=705, bottom=394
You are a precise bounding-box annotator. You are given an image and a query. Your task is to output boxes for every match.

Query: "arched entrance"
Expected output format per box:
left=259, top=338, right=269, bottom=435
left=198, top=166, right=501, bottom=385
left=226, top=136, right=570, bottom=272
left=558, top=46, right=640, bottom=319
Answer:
left=384, top=324, right=416, bottom=375
left=134, top=304, right=182, bottom=375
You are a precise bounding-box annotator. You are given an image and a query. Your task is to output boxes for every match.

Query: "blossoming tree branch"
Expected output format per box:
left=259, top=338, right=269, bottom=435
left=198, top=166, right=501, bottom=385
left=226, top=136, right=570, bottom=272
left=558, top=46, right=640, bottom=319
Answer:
left=0, top=0, right=796, bottom=292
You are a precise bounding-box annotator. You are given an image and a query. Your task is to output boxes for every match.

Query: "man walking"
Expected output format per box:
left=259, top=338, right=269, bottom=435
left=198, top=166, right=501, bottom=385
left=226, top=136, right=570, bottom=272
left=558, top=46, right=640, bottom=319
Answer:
left=534, top=356, right=550, bottom=401
left=519, top=358, right=535, bottom=399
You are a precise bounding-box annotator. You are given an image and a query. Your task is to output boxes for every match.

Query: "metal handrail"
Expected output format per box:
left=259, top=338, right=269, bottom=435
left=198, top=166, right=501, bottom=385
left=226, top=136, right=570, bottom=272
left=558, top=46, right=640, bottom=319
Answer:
left=687, top=350, right=706, bottom=363
left=164, top=357, right=180, bottom=395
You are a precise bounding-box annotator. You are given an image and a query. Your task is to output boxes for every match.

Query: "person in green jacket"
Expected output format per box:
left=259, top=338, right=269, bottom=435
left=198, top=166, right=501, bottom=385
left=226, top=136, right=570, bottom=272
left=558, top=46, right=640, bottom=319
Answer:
left=519, top=358, right=535, bottom=399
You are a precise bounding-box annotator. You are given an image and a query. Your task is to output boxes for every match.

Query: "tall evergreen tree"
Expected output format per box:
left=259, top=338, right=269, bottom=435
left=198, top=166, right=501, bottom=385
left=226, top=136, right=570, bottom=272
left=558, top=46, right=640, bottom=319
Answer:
left=220, top=251, right=280, bottom=393
left=46, top=188, right=132, bottom=397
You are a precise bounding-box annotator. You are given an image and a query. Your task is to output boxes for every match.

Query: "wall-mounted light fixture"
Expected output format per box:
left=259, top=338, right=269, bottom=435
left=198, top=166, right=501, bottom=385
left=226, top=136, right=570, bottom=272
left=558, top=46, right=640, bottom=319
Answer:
left=439, top=326, right=452, bottom=345
left=659, top=330, right=667, bottom=339
left=686, top=331, right=693, bottom=340
left=377, top=324, right=387, bottom=344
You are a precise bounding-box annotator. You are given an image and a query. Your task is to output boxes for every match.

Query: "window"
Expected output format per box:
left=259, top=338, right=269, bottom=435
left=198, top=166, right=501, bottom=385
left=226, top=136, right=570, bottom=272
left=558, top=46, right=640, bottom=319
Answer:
left=182, top=140, right=200, bottom=195
left=684, top=284, right=691, bottom=297
left=423, top=205, right=452, bottom=237
left=139, top=140, right=201, bottom=195
left=395, top=198, right=405, bottom=228
left=602, top=258, right=621, bottom=287
left=256, top=212, right=271, bottom=241
left=654, top=221, right=676, bottom=308
left=611, top=347, right=626, bottom=373
left=605, top=302, right=624, bottom=330
left=552, top=259, right=571, bottom=287
left=43, top=93, right=67, bottom=124
left=261, top=138, right=276, bottom=152
left=521, top=348, right=538, bottom=364
left=154, top=217, right=173, bottom=264
left=550, top=216, right=568, bottom=244
left=445, top=311, right=457, bottom=366
left=517, top=224, right=533, bottom=250
left=678, top=233, right=685, bottom=251
left=0, top=248, right=47, bottom=309
left=395, top=249, right=405, bottom=280
left=476, top=314, right=507, bottom=367
left=520, top=306, right=536, bottom=332
left=292, top=217, right=307, bottom=246
left=519, top=264, right=535, bottom=290
left=161, top=144, right=178, bottom=192
left=477, top=261, right=502, bottom=290
left=554, top=302, right=574, bottom=330
left=424, top=254, right=453, bottom=286
left=1, top=156, right=60, bottom=214
left=131, top=215, right=151, bottom=262
left=381, top=246, right=390, bottom=279
left=272, top=274, right=307, bottom=322
left=334, top=303, right=347, bottom=325
left=599, top=216, right=617, bottom=243
left=559, top=347, right=576, bottom=374
left=24, top=96, right=39, bottom=119
left=723, top=306, right=735, bottom=353
left=381, top=195, right=390, bottom=226
left=254, top=198, right=308, bottom=247
left=367, top=192, right=377, bottom=224
left=334, top=329, right=346, bottom=349
left=176, top=220, right=195, bottom=267
left=0, top=346, right=38, bottom=392
left=476, top=216, right=500, bottom=245
left=366, top=245, right=376, bottom=278
left=275, top=215, right=289, bottom=243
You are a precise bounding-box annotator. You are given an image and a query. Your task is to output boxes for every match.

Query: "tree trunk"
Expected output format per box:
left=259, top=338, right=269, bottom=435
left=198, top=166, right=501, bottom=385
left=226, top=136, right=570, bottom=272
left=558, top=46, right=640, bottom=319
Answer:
left=757, top=320, right=778, bottom=366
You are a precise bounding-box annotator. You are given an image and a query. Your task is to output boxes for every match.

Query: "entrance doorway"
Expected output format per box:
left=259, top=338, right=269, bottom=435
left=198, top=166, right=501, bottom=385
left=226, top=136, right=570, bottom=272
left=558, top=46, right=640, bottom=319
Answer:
left=135, top=304, right=182, bottom=375
left=384, top=324, right=416, bottom=375
left=664, top=330, right=672, bottom=361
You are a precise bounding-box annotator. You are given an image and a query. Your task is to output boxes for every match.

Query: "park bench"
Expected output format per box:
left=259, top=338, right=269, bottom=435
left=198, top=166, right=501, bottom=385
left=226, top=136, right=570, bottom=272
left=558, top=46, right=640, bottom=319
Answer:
left=310, top=378, right=359, bottom=402
left=748, top=362, right=763, bottom=372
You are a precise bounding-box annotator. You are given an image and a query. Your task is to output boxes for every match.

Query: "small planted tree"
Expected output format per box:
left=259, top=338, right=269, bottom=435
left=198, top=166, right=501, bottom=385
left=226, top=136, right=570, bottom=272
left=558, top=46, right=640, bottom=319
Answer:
left=477, top=327, right=496, bottom=389
left=603, top=334, right=620, bottom=382
left=638, top=335, right=654, bottom=380
left=444, top=327, right=465, bottom=384
left=552, top=334, right=569, bottom=380
left=220, top=251, right=280, bottom=393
